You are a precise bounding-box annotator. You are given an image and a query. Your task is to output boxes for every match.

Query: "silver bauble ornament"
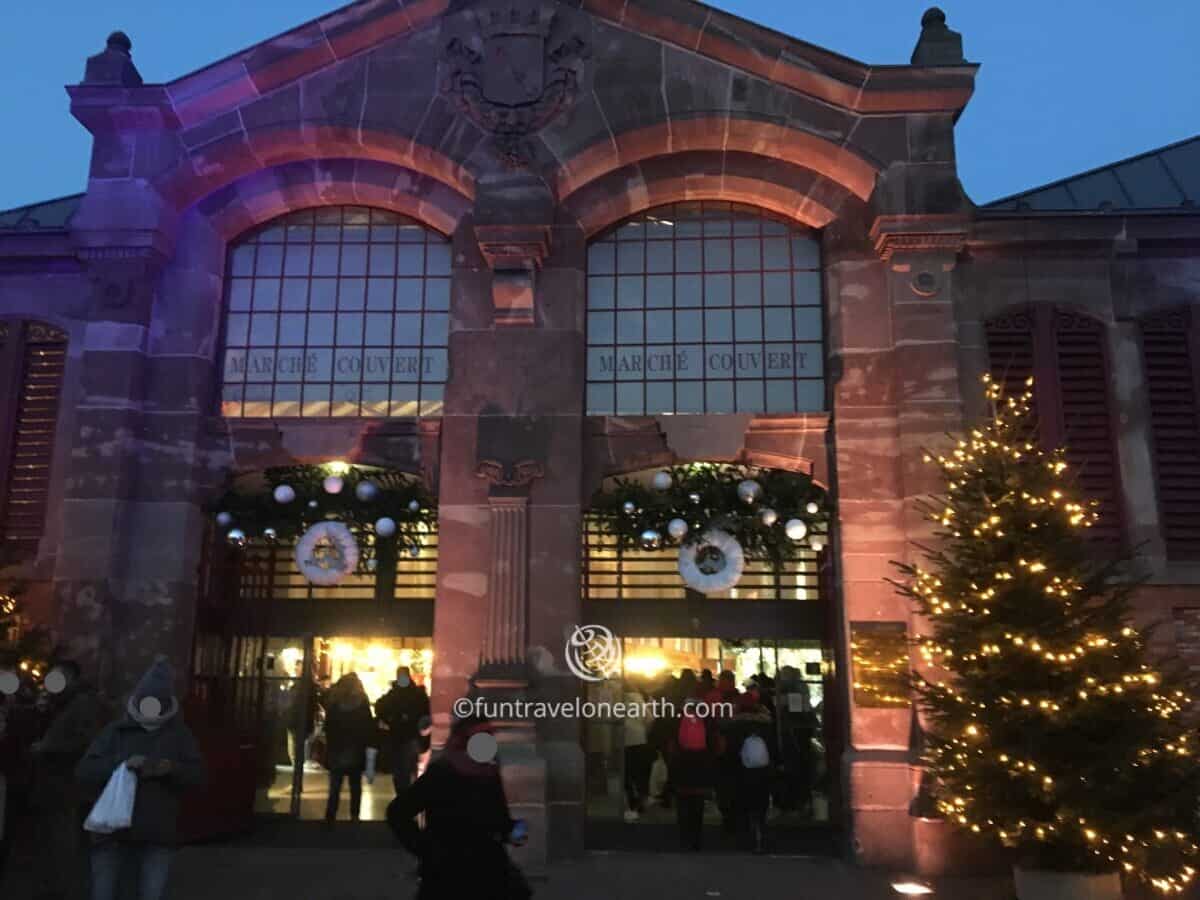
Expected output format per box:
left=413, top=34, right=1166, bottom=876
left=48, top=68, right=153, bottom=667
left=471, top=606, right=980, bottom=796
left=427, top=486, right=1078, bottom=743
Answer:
left=785, top=519, right=808, bottom=541
left=323, top=475, right=344, bottom=495
left=806, top=501, right=820, bottom=515
left=652, top=471, right=673, bottom=491
left=307, top=500, right=319, bottom=509
left=375, top=517, right=397, bottom=538
left=263, top=528, right=278, bottom=542
left=640, top=529, right=662, bottom=550
left=215, top=512, right=233, bottom=528
left=226, top=528, right=247, bottom=546
left=759, top=508, right=778, bottom=527
left=737, top=479, right=762, bottom=504
left=689, top=492, right=701, bottom=504
left=810, top=538, right=824, bottom=552
left=408, top=544, right=421, bottom=558
left=355, top=481, right=379, bottom=502
left=667, top=518, right=689, bottom=540
left=273, top=484, right=296, bottom=505
left=408, top=499, right=421, bottom=513
left=367, top=558, right=378, bottom=572
left=622, top=501, right=636, bottom=515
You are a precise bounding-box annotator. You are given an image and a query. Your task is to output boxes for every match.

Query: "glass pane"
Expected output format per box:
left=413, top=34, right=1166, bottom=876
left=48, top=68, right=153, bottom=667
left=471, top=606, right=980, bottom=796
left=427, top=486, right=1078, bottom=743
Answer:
left=588, top=242, right=615, bottom=275
left=617, top=277, right=644, bottom=309
left=646, top=382, right=674, bottom=413
left=706, top=381, right=734, bottom=412
left=588, top=277, right=615, bottom=310
left=675, top=310, right=702, bottom=343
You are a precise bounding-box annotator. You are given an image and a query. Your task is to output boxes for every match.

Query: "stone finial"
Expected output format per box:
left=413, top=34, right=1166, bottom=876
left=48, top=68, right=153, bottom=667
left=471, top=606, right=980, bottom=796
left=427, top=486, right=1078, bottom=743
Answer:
left=910, top=7, right=966, bottom=66
left=83, top=29, right=143, bottom=87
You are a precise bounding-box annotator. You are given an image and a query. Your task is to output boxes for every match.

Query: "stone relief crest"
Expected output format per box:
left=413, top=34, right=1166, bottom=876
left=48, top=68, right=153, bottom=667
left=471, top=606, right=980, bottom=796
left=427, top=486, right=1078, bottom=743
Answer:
left=441, top=0, right=589, bottom=168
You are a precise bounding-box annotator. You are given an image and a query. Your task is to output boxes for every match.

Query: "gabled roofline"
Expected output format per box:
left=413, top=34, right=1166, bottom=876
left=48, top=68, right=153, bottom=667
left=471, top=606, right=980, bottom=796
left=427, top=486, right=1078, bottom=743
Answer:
left=985, top=133, right=1200, bottom=209
left=0, top=192, right=84, bottom=231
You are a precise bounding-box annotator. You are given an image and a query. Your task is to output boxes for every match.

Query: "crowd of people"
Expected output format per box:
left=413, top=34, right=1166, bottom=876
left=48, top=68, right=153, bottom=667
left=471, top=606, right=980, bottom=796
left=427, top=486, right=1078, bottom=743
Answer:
left=601, top=665, right=824, bottom=853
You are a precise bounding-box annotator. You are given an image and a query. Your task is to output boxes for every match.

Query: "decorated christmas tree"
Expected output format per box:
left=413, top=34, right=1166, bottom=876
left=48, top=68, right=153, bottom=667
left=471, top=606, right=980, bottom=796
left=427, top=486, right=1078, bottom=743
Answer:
left=896, top=377, right=1200, bottom=892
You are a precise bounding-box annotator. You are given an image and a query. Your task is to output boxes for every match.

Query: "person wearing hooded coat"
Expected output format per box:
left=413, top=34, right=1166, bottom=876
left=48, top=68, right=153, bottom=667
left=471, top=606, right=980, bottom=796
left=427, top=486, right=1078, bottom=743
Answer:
left=321, top=673, right=376, bottom=824
left=75, top=657, right=205, bottom=900
left=387, top=716, right=529, bottom=900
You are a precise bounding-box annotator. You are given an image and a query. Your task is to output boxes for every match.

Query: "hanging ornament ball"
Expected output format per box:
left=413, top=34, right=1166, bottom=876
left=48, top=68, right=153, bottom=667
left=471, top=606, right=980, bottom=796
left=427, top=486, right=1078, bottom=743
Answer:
left=408, top=499, right=421, bottom=513
left=227, top=528, right=247, bottom=546
left=323, top=475, right=345, bottom=495
left=784, top=519, right=808, bottom=541
left=806, top=501, right=820, bottom=515
left=0, top=669, right=19, bottom=696
left=215, top=511, right=233, bottom=528
left=273, top=484, right=296, bottom=505
left=640, top=529, right=663, bottom=550
left=355, top=481, right=379, bottom=502
left=810, top=538, right=824, bottom=552
left=737, top=479, right=762, bottom=504
left=652, top=470, right=673, bottom=491
left=622, top=500, right=637, bottom=515
left=759, top=508, right=778, bottom=527
left=307, top=500, right=319, bottom=509
left=667, top=518, right=689, bottom=540
left=408, top=544, right=421, bottom=559
left=263, top=528, right=278, bottom=542
left=367, top=558, right=378, bottom=573
left=375, top=517, right=397, bottom=538
left=688, top=492, right=701, bottom=504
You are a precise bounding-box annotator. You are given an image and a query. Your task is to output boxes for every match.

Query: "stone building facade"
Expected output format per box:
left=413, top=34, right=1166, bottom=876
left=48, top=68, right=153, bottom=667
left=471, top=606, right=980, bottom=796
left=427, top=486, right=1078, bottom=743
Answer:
left=0, top=0, right=1197, bottom=872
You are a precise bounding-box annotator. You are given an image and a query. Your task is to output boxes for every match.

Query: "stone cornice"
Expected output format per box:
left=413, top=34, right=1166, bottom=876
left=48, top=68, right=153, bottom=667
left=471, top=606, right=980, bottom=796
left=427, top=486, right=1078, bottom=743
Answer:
left=869, top=214, right=969, bottom=261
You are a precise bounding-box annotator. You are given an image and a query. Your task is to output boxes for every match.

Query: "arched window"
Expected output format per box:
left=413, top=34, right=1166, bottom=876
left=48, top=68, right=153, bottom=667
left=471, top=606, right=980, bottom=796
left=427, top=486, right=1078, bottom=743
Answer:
left=1140, top=307, right=1200, bottom=559
left=0, top=320, right=67, bottom=559
left=986, top=306, right=1123, bottom=544
left=220, top=207, right=450, bottom=418
left=586, top=202, right=823, bottom=415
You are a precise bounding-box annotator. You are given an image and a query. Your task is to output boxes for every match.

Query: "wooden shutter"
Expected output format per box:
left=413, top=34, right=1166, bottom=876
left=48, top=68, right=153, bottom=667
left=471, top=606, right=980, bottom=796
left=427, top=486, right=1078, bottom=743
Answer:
left=1141, top=309, right=1200, bottom=558
left=0, top=322, right=68, bottom=558
left=985, top=307, right=1123, bottom=545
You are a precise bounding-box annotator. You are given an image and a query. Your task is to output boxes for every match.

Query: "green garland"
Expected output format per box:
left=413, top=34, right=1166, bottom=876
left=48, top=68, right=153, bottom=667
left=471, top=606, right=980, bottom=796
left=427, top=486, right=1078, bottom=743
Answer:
left=209, top=464, right=437, bottom=554
left=590, top=464, right=829, bottom=565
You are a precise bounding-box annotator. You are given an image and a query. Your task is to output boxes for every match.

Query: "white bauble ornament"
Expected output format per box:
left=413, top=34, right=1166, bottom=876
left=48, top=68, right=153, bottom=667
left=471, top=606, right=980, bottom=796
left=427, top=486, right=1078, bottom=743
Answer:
left=263, top=528, right=278, bottom=542
left=44, top=668, right=68, bottom=695
left=215, top=512, right=233, bottom=528
left=652, top=471, right=673, bottom=491
left=408, top=499, right=421, bottom=513
left=0, top=670, right=19, bottom=696
left=785, top=519, right=808, bottom=541
left=308, top=500, right=319, bottom=509
left=622, top=501, right=636, bottom=515
left=640, top=529, right=662, bottom=550
left=678, top=529, right=745, bottom=594
left=667, top=518, right=689, bottom=540
left=375, top=517, right=397, bottom=538
left=294, top=521, right=359, bottom=586
left=367, top=558, right=378, bottom=572
left=737, top=479, right=762, bottom=504
left=810, top=538, right=824, bottom=552
left=355, top=481, right=379, bottom=502
left=759, top=508, right=778, bottom=527
left=227, top=528, right=247, bottom=546
left=273, top=484, right=296, bottom=505
left=323, top=475, right=345, bottom=495
left=688, top=492, right=701, bottom=504
left=806, top=501, right=820, bottom=515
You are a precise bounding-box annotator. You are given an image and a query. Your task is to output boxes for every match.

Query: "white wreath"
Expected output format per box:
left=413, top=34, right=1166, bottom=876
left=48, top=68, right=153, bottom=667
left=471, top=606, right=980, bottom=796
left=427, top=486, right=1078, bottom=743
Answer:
left=294, top=521, right=360, bottom=586
left=678, top=529, right=745, bottom=594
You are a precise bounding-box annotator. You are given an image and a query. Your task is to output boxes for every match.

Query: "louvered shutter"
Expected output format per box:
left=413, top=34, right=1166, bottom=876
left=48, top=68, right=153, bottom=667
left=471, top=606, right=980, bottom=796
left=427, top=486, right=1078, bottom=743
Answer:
left=0, top=322, right=68, bottom=557
left=985, top=307, right=1124, bottom=546
left=1141, top=309, right=1200, bottom=558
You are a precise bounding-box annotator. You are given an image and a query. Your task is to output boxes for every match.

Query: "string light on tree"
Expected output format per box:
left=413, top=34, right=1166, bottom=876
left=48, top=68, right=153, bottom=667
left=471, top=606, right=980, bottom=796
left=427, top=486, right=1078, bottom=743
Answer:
left=894, top=376, right=1200, bottom=893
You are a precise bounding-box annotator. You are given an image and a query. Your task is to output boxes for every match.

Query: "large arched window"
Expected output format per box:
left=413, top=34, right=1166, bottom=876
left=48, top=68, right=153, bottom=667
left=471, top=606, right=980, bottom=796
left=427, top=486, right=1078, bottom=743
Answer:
left=220, top=206, right=450, bottom=418
left=586, top=202, right=823, bottom=415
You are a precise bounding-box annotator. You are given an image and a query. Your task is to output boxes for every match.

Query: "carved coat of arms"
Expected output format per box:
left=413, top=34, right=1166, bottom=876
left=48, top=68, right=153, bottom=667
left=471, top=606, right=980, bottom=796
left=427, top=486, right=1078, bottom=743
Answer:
left=442, top=1, right=589, bottom=167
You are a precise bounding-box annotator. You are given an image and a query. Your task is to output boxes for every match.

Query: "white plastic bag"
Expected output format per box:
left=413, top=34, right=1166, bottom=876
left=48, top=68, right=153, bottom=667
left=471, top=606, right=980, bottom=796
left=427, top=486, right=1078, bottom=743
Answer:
left=84, top=763, right=138, bottom=834
left=364, top=747, right=378, bottom=785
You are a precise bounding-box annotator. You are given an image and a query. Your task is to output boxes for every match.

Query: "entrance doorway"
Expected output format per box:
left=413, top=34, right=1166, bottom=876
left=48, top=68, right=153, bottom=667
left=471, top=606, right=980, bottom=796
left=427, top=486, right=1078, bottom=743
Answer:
left=254, top=635, right=433, bottom=822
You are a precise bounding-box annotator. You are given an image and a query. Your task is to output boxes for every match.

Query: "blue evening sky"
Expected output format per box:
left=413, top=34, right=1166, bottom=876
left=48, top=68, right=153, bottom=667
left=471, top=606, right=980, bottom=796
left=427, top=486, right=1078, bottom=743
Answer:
left=1, top=1, right=1195, bottom=211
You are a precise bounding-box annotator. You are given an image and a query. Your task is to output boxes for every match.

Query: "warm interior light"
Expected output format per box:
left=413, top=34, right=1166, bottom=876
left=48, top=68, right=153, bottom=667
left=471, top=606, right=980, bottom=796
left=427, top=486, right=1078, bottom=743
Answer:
left=326, top=460, right=350, bottom=475
left=624, top=653, right=668, bottom=679
left=332, top=641, right=354, bottom=661
left=280, top=646, right=303, bottom=669
left=891, top=879, right=934, bottom=896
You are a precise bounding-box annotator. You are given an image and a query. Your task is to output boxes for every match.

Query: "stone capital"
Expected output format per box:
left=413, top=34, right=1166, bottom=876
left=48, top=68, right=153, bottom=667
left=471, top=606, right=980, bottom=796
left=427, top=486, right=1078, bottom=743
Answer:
left=869, top=214, right=968, bottom=264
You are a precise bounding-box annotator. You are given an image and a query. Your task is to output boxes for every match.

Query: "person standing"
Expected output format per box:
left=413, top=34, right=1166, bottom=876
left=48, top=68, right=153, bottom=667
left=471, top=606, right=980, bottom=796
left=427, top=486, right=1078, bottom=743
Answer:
left=621, top=681, right=653, bottom=822
left=387, top=716, right=529, bottom=900
left=729, top=695, right=774, bottom=853
left=29, top=660, right=106, bottom=900
left=668, top=697, right=719, bottom=851
left=374, top=666, right=430, bottom=794
left=322, top=673, right=376, bottom=825
left=76, top=657, right=206, bottom=900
